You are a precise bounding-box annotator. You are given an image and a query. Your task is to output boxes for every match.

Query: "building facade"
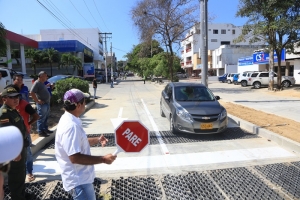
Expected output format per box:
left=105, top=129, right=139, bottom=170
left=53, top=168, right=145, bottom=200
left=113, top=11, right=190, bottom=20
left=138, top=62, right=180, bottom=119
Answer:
left=181, top=23, right=264, bottom=77
left=26, top=28, right=105, bottom=69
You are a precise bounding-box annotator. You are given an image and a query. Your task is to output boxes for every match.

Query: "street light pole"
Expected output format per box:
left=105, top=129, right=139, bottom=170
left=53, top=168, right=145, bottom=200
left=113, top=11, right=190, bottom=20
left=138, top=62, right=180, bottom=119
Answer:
left=200, top=0, right=208, bottom=87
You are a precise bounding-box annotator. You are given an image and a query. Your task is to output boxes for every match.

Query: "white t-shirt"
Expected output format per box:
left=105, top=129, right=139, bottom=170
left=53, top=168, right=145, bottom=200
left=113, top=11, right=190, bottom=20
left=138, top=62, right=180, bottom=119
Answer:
left=55, top=111, right=95, bottom=191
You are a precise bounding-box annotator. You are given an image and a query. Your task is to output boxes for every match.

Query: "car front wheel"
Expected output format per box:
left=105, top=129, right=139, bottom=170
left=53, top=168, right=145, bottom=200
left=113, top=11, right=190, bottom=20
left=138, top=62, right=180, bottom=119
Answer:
left=241, top=81, right=247, bottom=87
left=227, top=80, right=231, bottom=84
left=160, top=103, right=165, bottom=117
left=253, top=81, right=261, bottom=89
left=170, top=115, right=179, bottom=134
left=282, top=80, right=290, bottom=88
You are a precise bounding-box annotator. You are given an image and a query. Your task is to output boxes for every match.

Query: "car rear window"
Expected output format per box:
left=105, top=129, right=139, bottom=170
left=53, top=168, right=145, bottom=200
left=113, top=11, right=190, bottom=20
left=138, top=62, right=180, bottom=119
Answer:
left=259, top=73, right=269, bottom=77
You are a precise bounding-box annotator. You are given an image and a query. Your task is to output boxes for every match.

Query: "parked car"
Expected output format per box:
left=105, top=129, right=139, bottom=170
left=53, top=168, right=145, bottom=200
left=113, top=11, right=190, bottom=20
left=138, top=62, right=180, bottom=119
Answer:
left=0, top=67, right=34, bottom=91
left=160, top=82, right=228, bottom=134
left=251, top=72, right=296, bottom=89
left=233, top=74, right=240, bottom=85
left=95, top=74, right=105, bottom=83
left=227, top=73, right=238, bottom=84
left=47, top=75, right=86, bottom=89
left=218, top=73, right=228, bottom=83
left=238, top=71, right=260, bottom=87
left=176, top=72, right=187, bottom=78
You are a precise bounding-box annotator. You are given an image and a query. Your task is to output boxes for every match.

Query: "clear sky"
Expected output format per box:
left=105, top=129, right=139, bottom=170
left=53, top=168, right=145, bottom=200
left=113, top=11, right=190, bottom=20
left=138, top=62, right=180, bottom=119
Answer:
left=0, top=0, right=247, bottom=60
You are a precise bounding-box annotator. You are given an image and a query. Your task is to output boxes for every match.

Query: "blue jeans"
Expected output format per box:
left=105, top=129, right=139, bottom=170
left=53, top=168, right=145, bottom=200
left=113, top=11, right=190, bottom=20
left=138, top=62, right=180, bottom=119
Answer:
left=110, top=81, right=114, bottom=88
left=26, top=136, right=33, bottom=174
left=69, top=183, right=96, bottom=200
left=36, top=103, right=50, bottom=133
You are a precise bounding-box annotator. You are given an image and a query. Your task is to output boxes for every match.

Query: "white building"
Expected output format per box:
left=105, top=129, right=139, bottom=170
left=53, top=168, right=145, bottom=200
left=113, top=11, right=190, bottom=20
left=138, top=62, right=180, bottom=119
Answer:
left=181, top=23, right=264, bottom=76
left=212, top=45, right=266, bottom=75
left=25, top=28, right=106, bottom=69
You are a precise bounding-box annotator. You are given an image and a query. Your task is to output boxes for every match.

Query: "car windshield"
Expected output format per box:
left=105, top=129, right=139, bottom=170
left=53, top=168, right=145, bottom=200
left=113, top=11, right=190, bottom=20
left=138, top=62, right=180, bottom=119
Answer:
left=48, top=75, right=68, bottom=83
left=174, top=86, right=215, bottom=101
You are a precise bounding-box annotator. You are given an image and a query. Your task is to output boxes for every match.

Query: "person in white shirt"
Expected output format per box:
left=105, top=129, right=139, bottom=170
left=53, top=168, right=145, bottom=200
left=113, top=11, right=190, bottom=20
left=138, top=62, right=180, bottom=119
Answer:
left=55, top=89, right=116, bottom=200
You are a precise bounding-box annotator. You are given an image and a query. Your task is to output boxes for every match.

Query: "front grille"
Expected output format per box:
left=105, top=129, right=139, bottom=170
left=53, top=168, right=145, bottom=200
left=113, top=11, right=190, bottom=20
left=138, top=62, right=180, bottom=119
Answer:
left=192, top=114, right=219, bottom=122
left=194, top=128, right=219, bottom=133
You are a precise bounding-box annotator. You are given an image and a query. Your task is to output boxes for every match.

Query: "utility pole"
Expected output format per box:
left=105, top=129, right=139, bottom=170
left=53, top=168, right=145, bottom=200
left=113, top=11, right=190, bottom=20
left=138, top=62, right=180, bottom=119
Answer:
left=110, top=42, right=113, bottom=77
left=200, top=0, right=208, bottom=87
left=99, top=32, right=112, bottom=83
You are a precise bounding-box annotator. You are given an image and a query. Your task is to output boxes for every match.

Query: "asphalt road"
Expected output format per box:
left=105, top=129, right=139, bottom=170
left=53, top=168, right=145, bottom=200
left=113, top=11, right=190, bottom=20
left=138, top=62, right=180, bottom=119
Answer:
left=4, top=77, right=300, bottom=200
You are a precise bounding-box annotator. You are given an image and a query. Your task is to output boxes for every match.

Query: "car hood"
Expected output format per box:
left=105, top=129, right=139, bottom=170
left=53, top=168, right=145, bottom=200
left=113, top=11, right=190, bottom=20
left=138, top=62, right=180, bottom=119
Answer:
left=177, top=101, right=224, bottom=115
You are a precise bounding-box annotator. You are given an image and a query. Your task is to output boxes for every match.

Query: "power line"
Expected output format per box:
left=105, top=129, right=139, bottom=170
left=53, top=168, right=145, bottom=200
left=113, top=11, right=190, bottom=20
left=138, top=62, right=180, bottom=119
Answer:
left=83, top=0, right=102, bottom=30
left=92, top=0, right=110, bottom=32
left=68, top=0, right=94, bottom=28
left=43, top=0, right=76, bottom=29
left=36, top=0, right=98, bottom=50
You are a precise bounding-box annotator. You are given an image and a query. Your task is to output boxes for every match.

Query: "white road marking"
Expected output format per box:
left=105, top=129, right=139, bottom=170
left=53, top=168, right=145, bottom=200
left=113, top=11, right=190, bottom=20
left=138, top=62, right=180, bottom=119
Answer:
left=141, top=99, right=170, bottom=155
left=110, top=107, right=127, bottom=128
left=33, top=146, right=296, bottom=174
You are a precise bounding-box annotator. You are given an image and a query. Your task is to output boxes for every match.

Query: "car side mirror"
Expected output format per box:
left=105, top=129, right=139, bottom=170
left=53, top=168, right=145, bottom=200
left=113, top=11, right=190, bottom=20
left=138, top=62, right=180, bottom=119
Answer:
left=215, top=96, right=220, bottom=100
left=164, top=95, right=170, bottom=100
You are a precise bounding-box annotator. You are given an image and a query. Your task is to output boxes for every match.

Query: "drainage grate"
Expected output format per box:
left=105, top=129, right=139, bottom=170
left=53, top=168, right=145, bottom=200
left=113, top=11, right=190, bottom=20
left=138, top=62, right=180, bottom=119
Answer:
left=162, top=172, right=225, bottom=200
left=291, top=161, right=300, bottom=168
left=255, top=163, right=300, bottom=199
left=47, top=178, right=102, bottom=200
left=109, top=176, right=163, bottom=200
left=159, top=127, right=259, bottom=144
left=42, top=128, right=257, bottom=149
left=4, top=182, right=47, bottom=200
left=209, top=167, right=284, bottom=200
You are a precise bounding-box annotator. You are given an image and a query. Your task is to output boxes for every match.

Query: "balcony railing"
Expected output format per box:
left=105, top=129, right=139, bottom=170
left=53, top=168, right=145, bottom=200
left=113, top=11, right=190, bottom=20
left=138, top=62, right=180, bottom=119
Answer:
left=186, top=61, right=192, bottom=65
left=186, top=48, right=192, bottom=53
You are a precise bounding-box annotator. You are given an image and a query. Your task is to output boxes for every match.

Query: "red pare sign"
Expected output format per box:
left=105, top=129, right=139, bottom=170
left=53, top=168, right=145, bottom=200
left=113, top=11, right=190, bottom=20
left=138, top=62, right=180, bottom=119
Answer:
left=114, top=121, right=150, bottom=153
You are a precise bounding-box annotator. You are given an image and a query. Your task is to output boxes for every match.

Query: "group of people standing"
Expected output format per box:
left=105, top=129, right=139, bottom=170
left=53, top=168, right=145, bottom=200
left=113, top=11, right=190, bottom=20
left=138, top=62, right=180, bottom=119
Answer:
left=0, top=71, right=53, bottom=199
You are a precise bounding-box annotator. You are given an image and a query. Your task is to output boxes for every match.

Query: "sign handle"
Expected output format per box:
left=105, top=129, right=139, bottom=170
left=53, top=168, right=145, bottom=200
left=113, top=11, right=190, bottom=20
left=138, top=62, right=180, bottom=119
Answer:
left=113, top=147, right=122, bottom=156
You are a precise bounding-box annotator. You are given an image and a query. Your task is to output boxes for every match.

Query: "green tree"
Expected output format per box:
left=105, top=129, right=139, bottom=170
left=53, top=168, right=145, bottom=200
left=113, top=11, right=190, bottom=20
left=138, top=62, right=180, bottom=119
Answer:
left=131, top=0, right=199, bottom=82
left=25, top=48, right=40, bottom=75
left=235, top=0, right=300, bottom=89
left=0, top=22, right=6, bottom=56
left=43, top=48, right=59, bottom=77
left=60, top=53, right=82, bottom=74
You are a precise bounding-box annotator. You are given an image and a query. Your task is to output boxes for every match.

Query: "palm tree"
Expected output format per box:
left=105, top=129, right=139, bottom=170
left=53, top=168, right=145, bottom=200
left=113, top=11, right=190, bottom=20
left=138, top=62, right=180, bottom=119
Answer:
left=25, top=48, right=40, bottom=75
left=43, top=48, right=59, bottom=77
left=72, top=56, right=82, bottom=73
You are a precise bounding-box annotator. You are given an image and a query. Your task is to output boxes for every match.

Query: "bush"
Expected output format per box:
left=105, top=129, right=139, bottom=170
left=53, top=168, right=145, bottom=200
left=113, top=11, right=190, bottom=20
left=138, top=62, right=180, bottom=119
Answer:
left=51, top=77, right=90, bottom=105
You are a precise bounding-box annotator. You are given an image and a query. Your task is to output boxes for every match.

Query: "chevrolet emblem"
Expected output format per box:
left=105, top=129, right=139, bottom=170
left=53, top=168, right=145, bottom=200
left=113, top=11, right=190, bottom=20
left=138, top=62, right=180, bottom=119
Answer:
left=202, top=117, right=210, bottom=120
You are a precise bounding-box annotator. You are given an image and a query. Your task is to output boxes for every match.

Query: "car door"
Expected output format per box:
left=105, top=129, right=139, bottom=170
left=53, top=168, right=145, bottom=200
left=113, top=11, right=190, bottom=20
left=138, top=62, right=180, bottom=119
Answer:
left=257, top=72, right=269, bottom=85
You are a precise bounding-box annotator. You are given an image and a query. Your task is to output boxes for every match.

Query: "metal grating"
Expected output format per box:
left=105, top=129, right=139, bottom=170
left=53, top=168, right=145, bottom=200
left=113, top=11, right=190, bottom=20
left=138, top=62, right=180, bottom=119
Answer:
left=42, top=127, right=258, bottom=149
left=255, top=163, right=300, bottom=199
left=109, top=176, right=163, bottom=200
left=209, top=167, right=284, bottom=200
left=4, top=182, right=47, bottom=200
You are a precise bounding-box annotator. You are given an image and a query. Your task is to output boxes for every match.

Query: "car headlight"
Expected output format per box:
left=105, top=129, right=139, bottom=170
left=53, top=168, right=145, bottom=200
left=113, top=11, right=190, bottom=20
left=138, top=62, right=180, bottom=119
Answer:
left=174, top=102, right=193, bottom=122
left=219, top=109, right=227, bottom=120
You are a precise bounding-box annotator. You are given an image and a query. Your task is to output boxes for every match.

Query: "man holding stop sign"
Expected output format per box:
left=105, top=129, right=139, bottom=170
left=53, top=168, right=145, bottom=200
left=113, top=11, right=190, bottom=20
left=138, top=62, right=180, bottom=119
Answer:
left=55, top=89, right=117, bottom=200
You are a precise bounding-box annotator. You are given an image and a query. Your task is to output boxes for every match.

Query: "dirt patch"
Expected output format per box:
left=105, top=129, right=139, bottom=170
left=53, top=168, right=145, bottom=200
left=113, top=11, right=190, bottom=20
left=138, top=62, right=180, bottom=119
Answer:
left=220, top=87, right=300, bottom=143
left=30, top=104, right=64, bottom=142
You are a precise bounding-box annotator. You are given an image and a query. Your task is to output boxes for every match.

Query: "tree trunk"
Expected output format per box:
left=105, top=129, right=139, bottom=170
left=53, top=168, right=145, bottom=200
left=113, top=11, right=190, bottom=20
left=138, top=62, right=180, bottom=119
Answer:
left=269, top=49, right=274, bottom=90
left=277, top=57, right=282, bottom=89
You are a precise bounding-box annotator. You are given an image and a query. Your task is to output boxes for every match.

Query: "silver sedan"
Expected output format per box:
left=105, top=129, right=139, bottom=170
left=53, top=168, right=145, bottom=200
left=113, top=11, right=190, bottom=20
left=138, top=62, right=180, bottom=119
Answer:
left=160, top=82, right=227, bottom=134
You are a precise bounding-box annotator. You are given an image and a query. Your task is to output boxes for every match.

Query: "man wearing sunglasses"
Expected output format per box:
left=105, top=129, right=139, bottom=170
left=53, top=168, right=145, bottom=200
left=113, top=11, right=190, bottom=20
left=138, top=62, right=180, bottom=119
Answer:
left=0, top=87, right=28, bottom=200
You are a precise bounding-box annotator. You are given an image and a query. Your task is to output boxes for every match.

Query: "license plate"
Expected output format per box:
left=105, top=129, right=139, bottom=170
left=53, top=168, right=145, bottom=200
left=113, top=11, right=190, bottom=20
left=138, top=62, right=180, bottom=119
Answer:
left=200, top=123, right=213, bottom=129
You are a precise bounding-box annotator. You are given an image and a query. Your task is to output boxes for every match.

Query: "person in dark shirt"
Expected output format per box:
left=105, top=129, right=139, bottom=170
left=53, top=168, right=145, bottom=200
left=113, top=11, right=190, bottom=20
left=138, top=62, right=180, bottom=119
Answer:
left=92, top=77, right=97, bottom=99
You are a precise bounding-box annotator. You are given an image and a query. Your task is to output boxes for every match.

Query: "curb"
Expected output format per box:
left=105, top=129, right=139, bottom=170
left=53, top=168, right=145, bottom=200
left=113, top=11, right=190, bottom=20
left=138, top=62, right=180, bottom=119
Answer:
left=31, top=100, right=96, bottom=155
left=228, top=114, right=300, bottom=155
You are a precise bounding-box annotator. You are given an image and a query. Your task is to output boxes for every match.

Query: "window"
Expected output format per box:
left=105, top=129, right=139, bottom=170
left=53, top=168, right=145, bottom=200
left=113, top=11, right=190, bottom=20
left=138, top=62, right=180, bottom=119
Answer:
left=259, top=73, right=269, bottom=77
left=221, top=41, right=230, bottom=45
left=251, top=73, right=259, bottom=77
left=196, top=29, right=200, bottom=34
left=213, top=29, right=218, bottom=34
left=211, top=39, right=218, bottom=42
left=232, top=29, right=236, bottom=34
left=221, top=30, right=226, bottom=34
